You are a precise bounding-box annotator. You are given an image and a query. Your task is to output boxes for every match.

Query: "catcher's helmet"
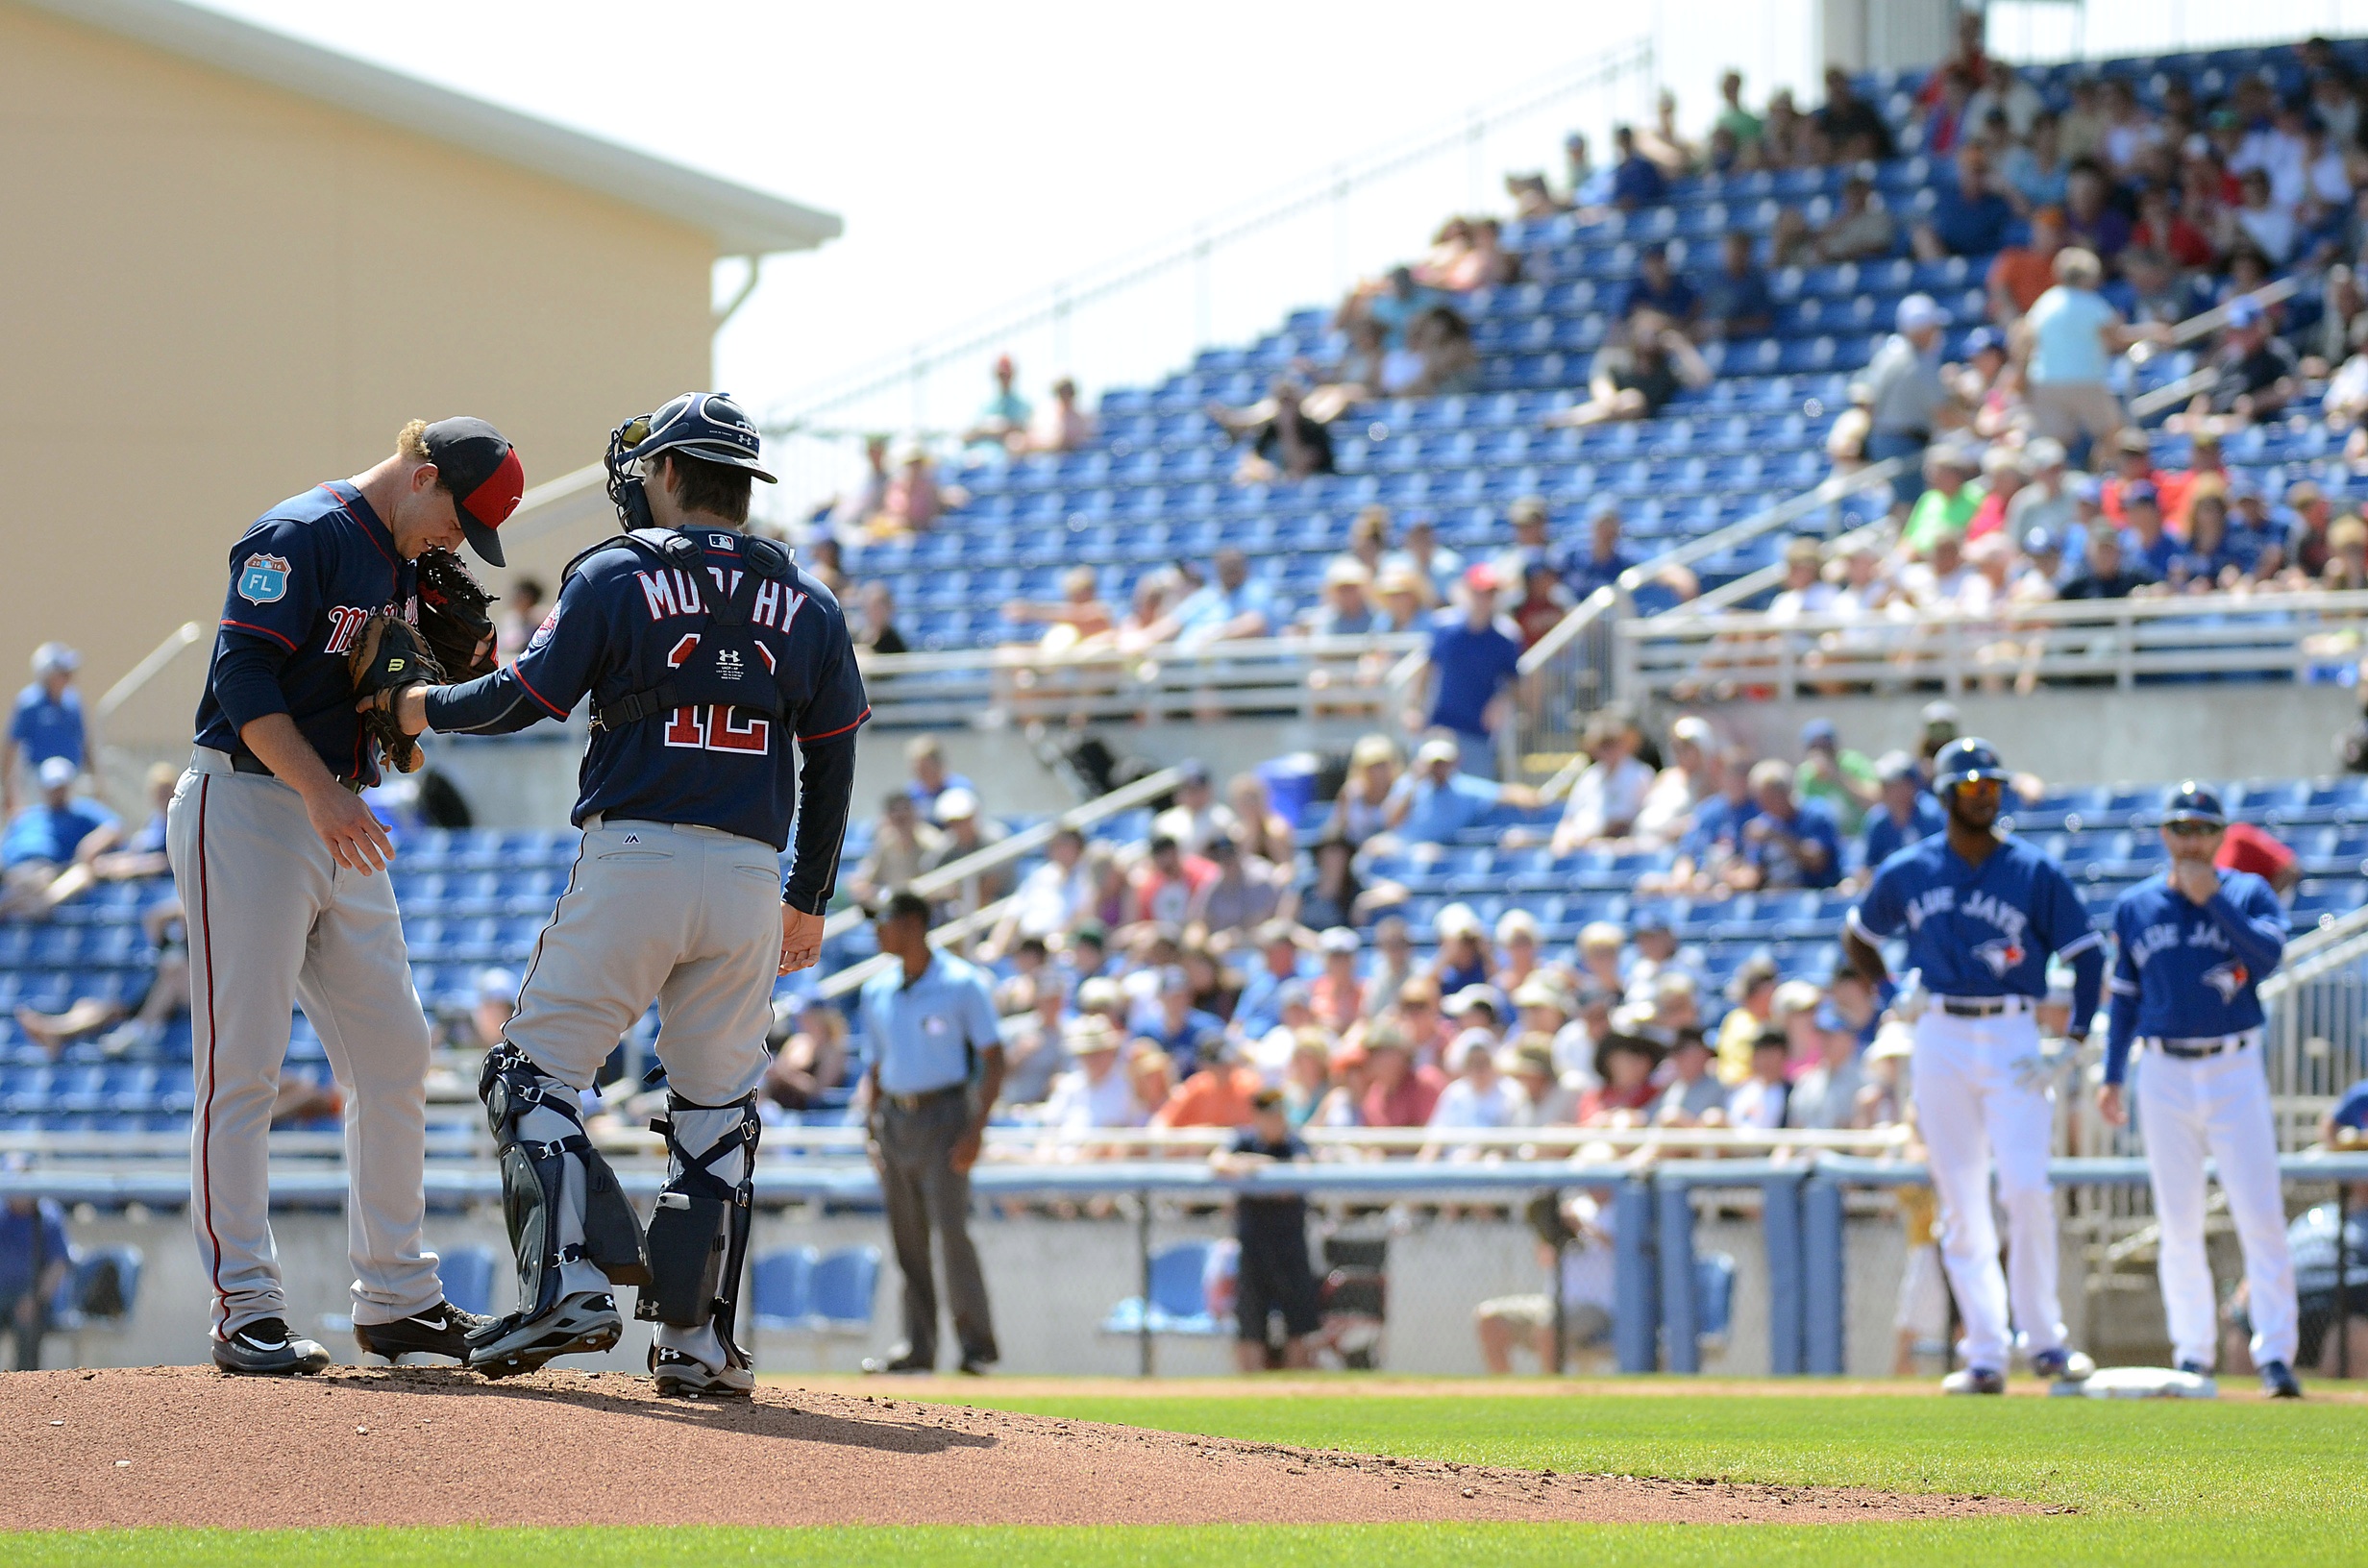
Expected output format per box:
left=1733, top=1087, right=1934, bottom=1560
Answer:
left=2161, top=781, right=2228, bottom=826
left=1932, top=737, right=2010, bottom=796
left=604, top=392, right=775, bottom=528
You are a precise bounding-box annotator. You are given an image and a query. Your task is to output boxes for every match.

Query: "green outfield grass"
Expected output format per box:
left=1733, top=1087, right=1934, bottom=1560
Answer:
left=13, top=1387, right=2365, bottom=1567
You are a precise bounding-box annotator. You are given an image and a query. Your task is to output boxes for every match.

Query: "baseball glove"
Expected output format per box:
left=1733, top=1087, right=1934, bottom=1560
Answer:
left=416, top=549, right=498, bottom=678
left=348, top=614, right=444, bottom=774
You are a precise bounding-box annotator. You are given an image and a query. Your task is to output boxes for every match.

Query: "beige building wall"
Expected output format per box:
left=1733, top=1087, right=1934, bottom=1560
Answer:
left=0, top=3, right=716, bottom=748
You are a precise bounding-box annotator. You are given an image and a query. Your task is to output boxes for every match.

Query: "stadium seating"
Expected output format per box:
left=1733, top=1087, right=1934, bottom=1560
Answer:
left=837, top=40, right=2368, bottom=652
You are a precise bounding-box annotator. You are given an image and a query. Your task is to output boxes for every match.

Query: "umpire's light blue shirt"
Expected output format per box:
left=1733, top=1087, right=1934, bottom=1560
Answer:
left=858, top=952, right=1001, bottom=1096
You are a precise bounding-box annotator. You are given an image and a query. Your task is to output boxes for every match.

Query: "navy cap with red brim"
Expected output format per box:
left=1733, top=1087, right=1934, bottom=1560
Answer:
left=422, top=416, right=524, bottom=567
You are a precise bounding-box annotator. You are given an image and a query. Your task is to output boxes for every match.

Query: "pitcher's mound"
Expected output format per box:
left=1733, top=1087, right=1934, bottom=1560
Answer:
left=5, top=1366, right=2044, bottom=1529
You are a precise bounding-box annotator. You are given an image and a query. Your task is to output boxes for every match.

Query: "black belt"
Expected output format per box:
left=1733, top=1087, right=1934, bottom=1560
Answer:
left=1938, top=995, right=2029, bottom=1017
left=230, top=752, right=363, bottom=795
left=2151, top=1033, right=2257, bottom=1061
left=880, top=1084, right=968, bottom=1114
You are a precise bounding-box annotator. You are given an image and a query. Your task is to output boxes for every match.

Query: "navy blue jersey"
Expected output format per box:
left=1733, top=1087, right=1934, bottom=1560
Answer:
left=424, top=527, right=867, bottom=853
left=2103, top=869, right=2286, bottom=1084
left=1850, top=833, right=2100, bottom=998
left=193, top=482, right=415, bottom=784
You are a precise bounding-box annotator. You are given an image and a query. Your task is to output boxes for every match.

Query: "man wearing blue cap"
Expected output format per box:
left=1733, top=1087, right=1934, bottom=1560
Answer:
left=2098, top=783, right=2301, bottom=1397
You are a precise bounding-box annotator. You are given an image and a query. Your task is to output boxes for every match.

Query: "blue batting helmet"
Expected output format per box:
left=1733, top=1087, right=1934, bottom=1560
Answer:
left=2161, top=781, right=2228, bottom=827
left=1932, top=737, right=2010, bottom=796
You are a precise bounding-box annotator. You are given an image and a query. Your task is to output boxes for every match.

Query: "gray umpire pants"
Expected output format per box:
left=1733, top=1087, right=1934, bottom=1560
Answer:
left=168, top=749, right=442, bottom=1338
left=876, top=1089, right=999, bottom=1366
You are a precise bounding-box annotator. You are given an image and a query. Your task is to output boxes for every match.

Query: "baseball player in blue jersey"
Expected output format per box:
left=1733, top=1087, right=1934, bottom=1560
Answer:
left=2099, top=784, right=2302, bottom=1398
left=369, top=392, right=866, bottom=1397
left=1843, top=738, right=2106, bottom=1393
left=170, top=417, right=525, bottom=1373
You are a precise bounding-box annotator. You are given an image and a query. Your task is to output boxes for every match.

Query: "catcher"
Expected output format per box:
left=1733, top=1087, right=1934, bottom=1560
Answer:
left=168, top=415, right=522, bottom=1374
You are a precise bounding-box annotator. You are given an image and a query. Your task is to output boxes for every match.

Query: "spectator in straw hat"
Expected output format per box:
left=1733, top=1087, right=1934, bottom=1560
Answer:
left=1504, top=1032, right=1583, bottom=1126
left=1036, top=1017, right=1138, bottom=1135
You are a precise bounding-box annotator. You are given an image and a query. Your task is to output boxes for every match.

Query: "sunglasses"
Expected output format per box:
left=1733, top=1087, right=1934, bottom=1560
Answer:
left=1952, top=778, right=2003, bottom=798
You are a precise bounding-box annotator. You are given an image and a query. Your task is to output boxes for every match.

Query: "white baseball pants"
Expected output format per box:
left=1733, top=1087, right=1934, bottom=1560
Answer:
left=1911, top=1007, right=2067, bottom=1371
left=167, top=750, right=443, bottom=1339
left=2134, top=1037, right=2298, bottom=1370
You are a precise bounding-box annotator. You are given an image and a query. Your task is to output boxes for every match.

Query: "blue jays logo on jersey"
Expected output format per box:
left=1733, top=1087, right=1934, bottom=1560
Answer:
left=2201, top=960, right=2249, bottom=1002
left=236, top=553, right=291, bottom=603
left=1972, top=937, right=2026, bottom=977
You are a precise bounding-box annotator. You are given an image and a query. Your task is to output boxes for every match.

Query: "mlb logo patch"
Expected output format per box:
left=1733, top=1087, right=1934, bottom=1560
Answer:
left=236, top=553, right=291, bottom=604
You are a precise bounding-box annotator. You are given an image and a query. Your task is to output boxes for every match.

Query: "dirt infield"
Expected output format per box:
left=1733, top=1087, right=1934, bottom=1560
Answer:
left=0, top=1366, right=2047, bottom=1530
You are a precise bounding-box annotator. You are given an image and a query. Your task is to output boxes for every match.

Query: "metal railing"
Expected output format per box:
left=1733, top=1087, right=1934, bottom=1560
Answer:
left=2262, top=901, right=2368, bottom=1147
left=1615, top=588, right=2368, bottom=703
left=812, top=766, right=1185, bottom=989
left=1513, top=455, right=1915, bottom=768
left=859, top=633, right=1421, bottom=731
left=757, top=37, right=1658, bottom=512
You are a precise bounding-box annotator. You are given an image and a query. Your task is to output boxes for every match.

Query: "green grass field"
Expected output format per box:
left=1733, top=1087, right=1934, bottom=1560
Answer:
left=12, top=1384, right=2365, bottom=1567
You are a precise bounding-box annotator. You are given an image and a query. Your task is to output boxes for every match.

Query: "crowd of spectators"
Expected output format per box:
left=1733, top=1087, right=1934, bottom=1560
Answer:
left=784, top=693, right=2232, bottom=1188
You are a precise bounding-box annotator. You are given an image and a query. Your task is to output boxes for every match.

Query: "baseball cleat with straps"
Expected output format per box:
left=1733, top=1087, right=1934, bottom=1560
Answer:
left=650, top=1345, right=755, bottom=1399
left=464, top=1290, right=623, bottom=1379
left=212, top=1316, right=332, bottom=1376
left=2030, top=1347, right=2095, bottom=1384
left=353, top=1301, right=494, bottom=1363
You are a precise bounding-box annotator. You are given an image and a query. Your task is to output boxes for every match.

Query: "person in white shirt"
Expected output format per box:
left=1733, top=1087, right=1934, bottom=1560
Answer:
left=1766, top=538, right=1838, bottom=621
left=1896, top=533, right=1973, bottom=610
left=986, top=826, right=1094, bottom=959
left=1425, top=1027, right=1527, bottom=1154
left=1551, top=715, right=1656, bottom=853
left=1150, top=761, right=1237, bottom=854
left=1633, top=715, right=1715, bottom=846
left=1725, top=1028, right=1792, bottom=1131
left=1035, top=1017, right=1140, bottom=1139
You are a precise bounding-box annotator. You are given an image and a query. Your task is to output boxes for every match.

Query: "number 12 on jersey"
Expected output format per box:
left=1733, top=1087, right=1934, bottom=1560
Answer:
left=661, top=705, right=771, bottom=754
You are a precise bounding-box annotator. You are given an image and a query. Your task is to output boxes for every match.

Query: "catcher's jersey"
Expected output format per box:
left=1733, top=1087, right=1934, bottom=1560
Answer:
left=2108, top=870, right=2286, bottom=1039
left=1849, top=833, right=2099, bottom=997
left=193, top=481, right=417, bottom=786
left=422, top=527, right=867, bottom=849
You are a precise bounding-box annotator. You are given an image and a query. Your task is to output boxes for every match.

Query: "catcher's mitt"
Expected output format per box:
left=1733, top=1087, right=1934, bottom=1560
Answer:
left=348, top=614, right=444, bottom=774
left=416, top=548, right=498, bottom=678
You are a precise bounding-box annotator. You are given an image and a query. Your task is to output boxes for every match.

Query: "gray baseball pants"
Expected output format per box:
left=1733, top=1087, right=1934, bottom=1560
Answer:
left=167, top=748, right=443, bottom=1339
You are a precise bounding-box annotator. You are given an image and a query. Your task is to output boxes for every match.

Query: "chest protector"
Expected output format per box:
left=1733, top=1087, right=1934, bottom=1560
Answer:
left=565, top=528, right=797, bottom=733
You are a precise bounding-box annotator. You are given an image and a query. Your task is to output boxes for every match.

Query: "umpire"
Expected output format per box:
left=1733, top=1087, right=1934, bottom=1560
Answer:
left=857, top=891, right=1003, bottom=1373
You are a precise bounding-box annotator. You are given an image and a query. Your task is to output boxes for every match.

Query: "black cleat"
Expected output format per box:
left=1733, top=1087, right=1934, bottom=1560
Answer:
left=2258, top=1360, right=2303, bottom=1399
left=354, top=1302, right=493, bottom=1363
left=212, top=1316, right=332, bottom=1376
left=464, top=1291, right=623, bottom=1380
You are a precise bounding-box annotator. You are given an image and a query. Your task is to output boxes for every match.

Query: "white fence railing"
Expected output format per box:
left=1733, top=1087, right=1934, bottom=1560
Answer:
left=1613, top=589, right=2368, bottom=704
left=858, top=632, right=1422, bottom=730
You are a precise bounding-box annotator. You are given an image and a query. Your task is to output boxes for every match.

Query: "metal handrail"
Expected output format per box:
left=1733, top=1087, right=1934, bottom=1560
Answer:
left=757, top=37, right=1656, bottom=436
left=815, top=764, right=1184, bottom=944
left=94, top=621, right=205, bottom=725
left=2262, top=902, right=2368, bottom=997
left=857, top=630, right=1420, bottom=678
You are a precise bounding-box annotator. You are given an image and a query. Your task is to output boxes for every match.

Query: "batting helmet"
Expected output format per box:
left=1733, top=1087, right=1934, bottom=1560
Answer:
left=2161, top=781, right=2228, bottom=827
left=1932, top=737, right=2010, bottom=796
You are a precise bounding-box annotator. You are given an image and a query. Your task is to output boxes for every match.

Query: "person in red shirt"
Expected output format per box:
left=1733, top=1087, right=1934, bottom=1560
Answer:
left=2215, top=819, right=2303, bottom=898
left=1359, top=1024, right=1445, bottom=1127
left=2100, top=428, right=2181, bottom=525
left=1126, top=834, right=1217, bottom=927
left=1510, top=556, right=1570, bottom=649
left=1153, top=1042, right=1265, bottom=1130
